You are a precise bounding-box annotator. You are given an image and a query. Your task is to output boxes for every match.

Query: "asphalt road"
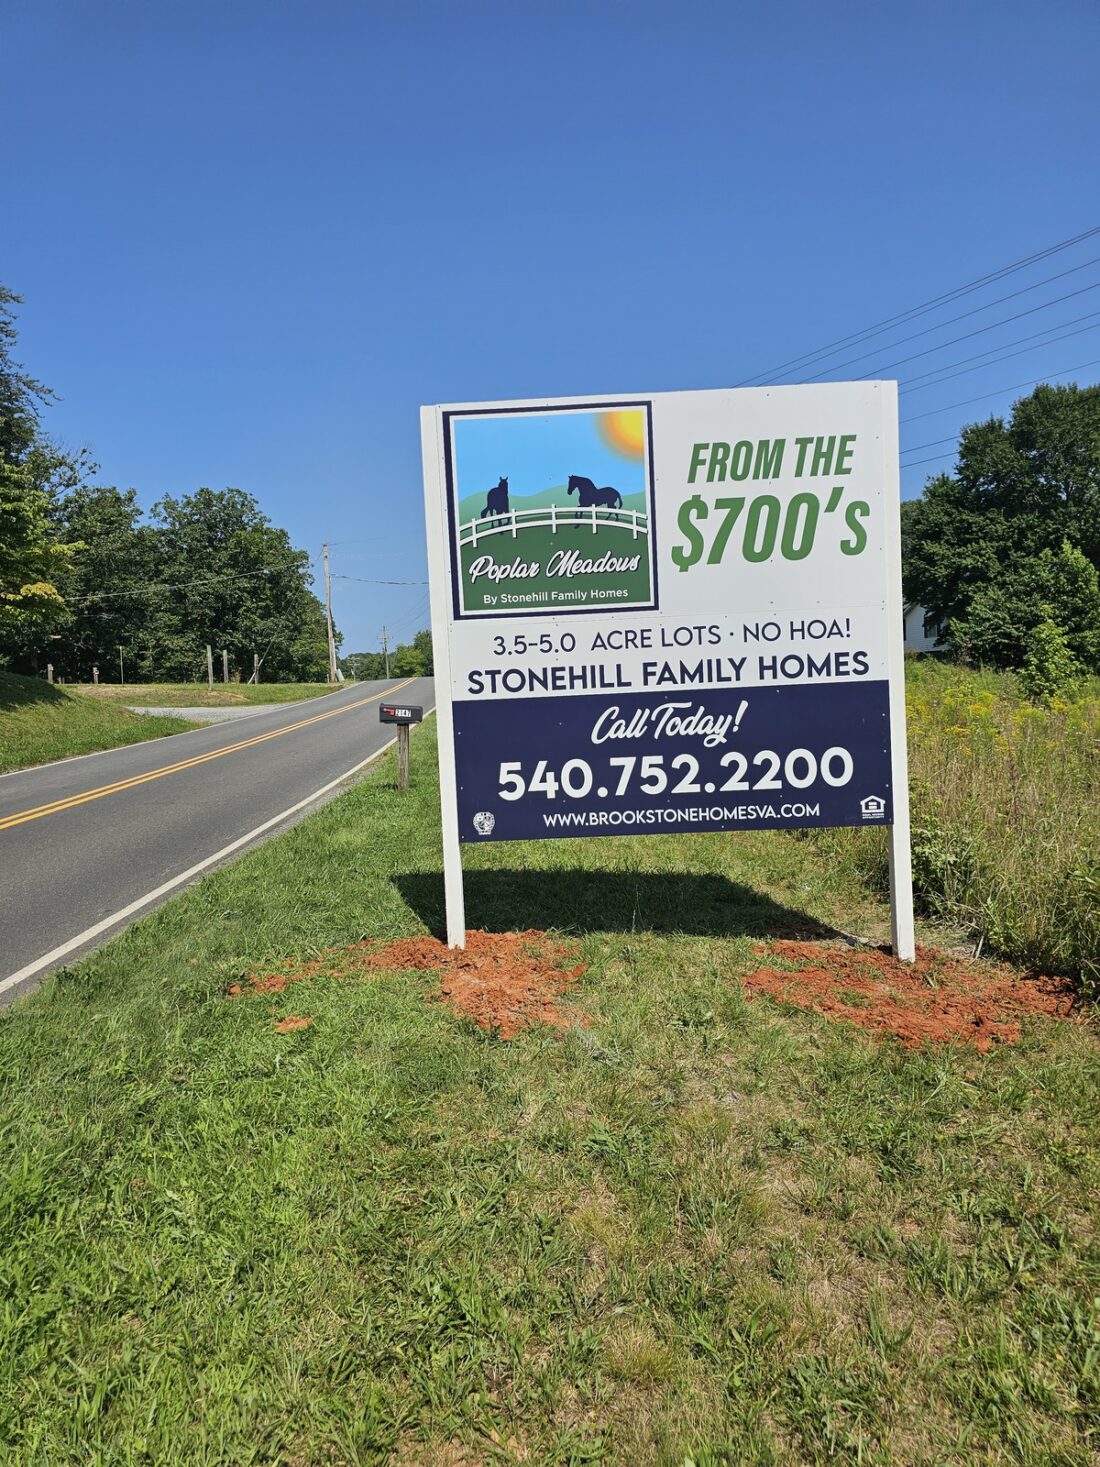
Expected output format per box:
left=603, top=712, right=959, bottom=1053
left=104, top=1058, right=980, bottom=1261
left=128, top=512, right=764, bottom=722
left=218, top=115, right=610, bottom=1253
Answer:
left=0, top=677, right=435, bottom=1008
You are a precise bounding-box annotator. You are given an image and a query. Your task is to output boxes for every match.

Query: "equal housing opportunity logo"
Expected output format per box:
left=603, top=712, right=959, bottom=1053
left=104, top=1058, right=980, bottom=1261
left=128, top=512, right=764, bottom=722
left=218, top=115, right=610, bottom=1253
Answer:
left=444, top=402, right=658, bottom=618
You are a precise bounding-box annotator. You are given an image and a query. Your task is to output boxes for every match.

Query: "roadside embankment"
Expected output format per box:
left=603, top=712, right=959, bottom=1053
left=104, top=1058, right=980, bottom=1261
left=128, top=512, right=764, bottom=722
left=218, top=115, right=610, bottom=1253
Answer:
left=0, top=672, right=200, bottom=773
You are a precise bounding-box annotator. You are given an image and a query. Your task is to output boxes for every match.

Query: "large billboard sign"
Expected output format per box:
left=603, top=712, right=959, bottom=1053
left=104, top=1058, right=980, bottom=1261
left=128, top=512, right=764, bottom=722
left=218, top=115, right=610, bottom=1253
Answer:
left=421, top=384, right=913, bottom=956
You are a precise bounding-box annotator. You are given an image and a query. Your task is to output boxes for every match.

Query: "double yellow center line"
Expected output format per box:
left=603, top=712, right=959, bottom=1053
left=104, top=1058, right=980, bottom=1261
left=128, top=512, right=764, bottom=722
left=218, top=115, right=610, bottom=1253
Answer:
left=0, top=679, right=416, bottom=833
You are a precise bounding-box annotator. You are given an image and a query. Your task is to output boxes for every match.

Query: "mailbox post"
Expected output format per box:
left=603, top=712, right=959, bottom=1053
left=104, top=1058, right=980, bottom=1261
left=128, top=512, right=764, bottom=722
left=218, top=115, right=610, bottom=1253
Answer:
left=379, top=702, right=423, bottom=790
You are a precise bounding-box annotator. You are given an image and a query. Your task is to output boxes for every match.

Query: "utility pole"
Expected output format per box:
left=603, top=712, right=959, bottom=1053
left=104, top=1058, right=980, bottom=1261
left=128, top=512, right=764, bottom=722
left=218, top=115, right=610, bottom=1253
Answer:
left=206, top=644, right=214, bottom=690
left=381, top=624, right=390, bottom=678
left=322, top=541, right=338, bottom=683
left=221, top=648, right=229, bottom=683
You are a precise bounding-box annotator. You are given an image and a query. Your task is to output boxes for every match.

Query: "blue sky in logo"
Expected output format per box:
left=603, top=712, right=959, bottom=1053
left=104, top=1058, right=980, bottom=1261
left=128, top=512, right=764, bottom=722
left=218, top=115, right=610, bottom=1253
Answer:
left=453, top=411, right=646, bottom=506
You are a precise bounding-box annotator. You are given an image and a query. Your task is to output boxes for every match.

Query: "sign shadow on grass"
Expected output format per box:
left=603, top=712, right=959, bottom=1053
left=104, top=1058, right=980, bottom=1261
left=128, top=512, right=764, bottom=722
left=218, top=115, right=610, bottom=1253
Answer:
left=394, top=868, right=832, bottom=940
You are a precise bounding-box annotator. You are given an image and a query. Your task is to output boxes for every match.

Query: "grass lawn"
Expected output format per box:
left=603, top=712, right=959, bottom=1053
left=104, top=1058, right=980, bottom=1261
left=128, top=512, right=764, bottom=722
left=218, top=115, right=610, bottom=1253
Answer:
left=1, top=720, right=1096, bottom=1464
left=0, top=672, right=200, bottom=774
left=74, top=681, right=342, bottom=707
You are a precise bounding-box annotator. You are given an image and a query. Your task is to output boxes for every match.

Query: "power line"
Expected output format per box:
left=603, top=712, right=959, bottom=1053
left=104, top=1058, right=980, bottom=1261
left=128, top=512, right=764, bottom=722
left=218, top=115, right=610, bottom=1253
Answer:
left=818, top=280, right=1100, bottom=381
left=62, top=563, right=301, bottom=605
left=735, top=223, right=1100, bottom=386
left=898, top=311, right=1100, bottom=392
left=900, top=356, right=1100, bottom=425
left=900, top=435, right=958, bottom=456
left=325, top=536, right=421, bottom=550
left=384, top=598, right=431, bottom=639
left=333, top=574, right=428, bottom=586
left=797, top=254, right=1100, bottom=383
left=901, top=452, right=958, bottom=470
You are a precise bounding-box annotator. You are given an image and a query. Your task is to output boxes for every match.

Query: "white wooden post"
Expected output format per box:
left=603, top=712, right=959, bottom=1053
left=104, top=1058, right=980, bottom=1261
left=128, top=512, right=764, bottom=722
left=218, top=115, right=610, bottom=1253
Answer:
left=550, top=503, right=557, bottom=535
left=511, top=510, right=517, bottom=538
left=591, top=505, right=597, bottom=534
left=421, top=407, right=466, bottom=949
left=881, top=382, right=915, bottom=961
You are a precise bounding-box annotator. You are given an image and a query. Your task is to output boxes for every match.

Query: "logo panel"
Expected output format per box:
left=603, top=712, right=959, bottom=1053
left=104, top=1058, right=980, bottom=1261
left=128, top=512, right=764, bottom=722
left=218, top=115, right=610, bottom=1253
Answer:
left=445, top=403, right=657, bottom=618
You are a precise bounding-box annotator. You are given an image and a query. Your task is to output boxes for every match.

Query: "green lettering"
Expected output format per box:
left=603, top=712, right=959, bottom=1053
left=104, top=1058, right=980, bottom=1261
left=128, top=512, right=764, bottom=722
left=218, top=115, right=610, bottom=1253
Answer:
left=794, top=436, right=813, bottom=476
left=707, top=442, right=730, bottom=483
left=708, top=497, right=745, bottom=562
left=753, top=438, right=785, bottom=480
left=729, top=440, right=754, bottom=481
left=835, top=434, right=856, bottom=474
left=810, top=435, right=836, bottom=476
left=688, top=443, right=709, bottom=483
left=840, top=501, right=869, bottom=555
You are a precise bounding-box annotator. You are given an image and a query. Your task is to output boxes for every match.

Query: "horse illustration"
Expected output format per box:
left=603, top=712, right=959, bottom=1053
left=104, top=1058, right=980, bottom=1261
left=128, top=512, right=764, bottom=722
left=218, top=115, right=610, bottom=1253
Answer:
left=567, top=474, right=622, bottom=523
left=480, top=476, right=509, bottom=524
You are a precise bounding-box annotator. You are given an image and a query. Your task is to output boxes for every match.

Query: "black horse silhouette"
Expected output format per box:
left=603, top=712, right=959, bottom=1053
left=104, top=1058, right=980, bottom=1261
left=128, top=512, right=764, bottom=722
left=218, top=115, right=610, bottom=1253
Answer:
left=480, top=476, right=509, bottom=524
left=567, top=474, right=622, bottom=521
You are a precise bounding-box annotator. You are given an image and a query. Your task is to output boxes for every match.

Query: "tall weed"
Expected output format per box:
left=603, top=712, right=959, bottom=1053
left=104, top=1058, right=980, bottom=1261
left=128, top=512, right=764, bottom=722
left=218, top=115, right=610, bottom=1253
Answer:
left=813, top=661, right=1100, bottom=995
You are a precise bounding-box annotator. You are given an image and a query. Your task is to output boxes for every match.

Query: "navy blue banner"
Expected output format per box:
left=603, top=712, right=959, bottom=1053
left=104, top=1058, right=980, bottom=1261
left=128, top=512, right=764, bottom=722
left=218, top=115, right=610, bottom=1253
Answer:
left=453, top=681, right=894, bottom=842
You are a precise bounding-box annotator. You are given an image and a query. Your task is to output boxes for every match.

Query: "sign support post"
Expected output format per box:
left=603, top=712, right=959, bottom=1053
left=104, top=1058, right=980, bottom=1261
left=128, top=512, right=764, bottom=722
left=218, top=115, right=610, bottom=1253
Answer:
left=421, top=407, right=466, bottom=948
left=880, top=384, right=916, bottom=960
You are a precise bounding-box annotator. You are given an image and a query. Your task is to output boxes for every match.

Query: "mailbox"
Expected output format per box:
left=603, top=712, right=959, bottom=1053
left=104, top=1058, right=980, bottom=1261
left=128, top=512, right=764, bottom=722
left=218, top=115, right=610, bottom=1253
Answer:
left=380, top=703, right=423, bottom=725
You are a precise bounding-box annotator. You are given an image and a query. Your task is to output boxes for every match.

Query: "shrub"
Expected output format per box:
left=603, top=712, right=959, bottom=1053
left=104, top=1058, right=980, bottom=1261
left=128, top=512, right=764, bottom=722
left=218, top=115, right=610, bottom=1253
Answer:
left=1019, top=617, right=1081, bottom=704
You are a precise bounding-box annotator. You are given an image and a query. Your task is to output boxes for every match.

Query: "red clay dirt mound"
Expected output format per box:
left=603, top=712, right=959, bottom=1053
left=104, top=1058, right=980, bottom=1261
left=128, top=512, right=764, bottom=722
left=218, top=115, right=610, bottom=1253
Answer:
left=273, top=1014, right=313, bottom=1034
left=741, top=940, right=1075, bottom=1051
left=228, top=929, right=587, bottom=1040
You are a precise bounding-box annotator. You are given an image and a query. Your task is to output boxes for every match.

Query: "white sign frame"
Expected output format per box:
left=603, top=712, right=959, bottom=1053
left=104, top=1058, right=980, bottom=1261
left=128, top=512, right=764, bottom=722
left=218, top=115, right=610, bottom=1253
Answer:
left=421, top=387, right=914, bottom=960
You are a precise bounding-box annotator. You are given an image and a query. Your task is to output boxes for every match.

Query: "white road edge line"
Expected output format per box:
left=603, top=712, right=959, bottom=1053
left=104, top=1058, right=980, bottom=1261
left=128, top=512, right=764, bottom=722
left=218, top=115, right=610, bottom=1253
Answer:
left=0, top=682, right=365, bottom=782
left=0, top=726, right=415, bottom=998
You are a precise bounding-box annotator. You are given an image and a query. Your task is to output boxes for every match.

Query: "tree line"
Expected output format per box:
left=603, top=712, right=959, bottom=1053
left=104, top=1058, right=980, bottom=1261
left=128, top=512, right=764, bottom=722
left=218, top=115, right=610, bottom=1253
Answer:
left=1, top=284, right=333, bottom=683
left=903, top=381, right=1100, bottom=687
left=8, top=273, right=1097, bottom=690
left=340, top=629, right=433, bottom=680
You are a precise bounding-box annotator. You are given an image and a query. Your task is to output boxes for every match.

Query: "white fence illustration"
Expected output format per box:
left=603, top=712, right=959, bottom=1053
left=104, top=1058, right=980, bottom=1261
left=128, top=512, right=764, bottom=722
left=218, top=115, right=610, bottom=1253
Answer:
left=459, top=503, right=649, bottom=549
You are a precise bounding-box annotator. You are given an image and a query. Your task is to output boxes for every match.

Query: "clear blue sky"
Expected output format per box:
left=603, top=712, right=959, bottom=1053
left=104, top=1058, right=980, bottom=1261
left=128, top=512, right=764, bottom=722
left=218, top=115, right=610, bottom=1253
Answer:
left=3, top=0, right=1098, bottom=651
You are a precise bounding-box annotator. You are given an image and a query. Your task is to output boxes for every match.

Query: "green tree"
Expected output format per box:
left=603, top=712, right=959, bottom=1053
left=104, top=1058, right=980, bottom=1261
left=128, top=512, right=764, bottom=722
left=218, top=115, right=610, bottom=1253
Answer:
left=0, top=286, right=79, bottom=656
left=146, top=487, right=332, bottom=681
left=950, top=541, right=1100, bottom=672
left=0, top=461, right=71, bottom=641
left=1019, top=614, right=1081, bottom=704
left=0, top=284, right=49, bottom=465
left=339, top=629, right=431, bottom=682
left=903, top=382, right=1100, bottom=669
left=390, top=644, right=426, bottom=676
left=412, top=628, right=434, bottom=675
left=340, top=650, right=386, bottom=680
left=50, top=485, right=159, bottom=680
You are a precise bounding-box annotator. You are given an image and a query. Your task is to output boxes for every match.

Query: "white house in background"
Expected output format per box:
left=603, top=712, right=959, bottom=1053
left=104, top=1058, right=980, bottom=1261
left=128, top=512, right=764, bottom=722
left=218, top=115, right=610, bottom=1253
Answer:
left=903, top=603, right=945, bottom=653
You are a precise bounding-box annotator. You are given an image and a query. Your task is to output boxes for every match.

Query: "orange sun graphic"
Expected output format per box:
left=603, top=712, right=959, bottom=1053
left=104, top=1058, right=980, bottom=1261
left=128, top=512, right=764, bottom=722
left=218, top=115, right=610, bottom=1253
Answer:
left=597, top=410, right=646, bottom=462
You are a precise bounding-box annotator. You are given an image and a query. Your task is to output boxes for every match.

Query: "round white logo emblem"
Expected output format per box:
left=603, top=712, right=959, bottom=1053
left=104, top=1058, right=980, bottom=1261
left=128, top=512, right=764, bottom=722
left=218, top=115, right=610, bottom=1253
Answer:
left=472, top=811, right=495, bottom=836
